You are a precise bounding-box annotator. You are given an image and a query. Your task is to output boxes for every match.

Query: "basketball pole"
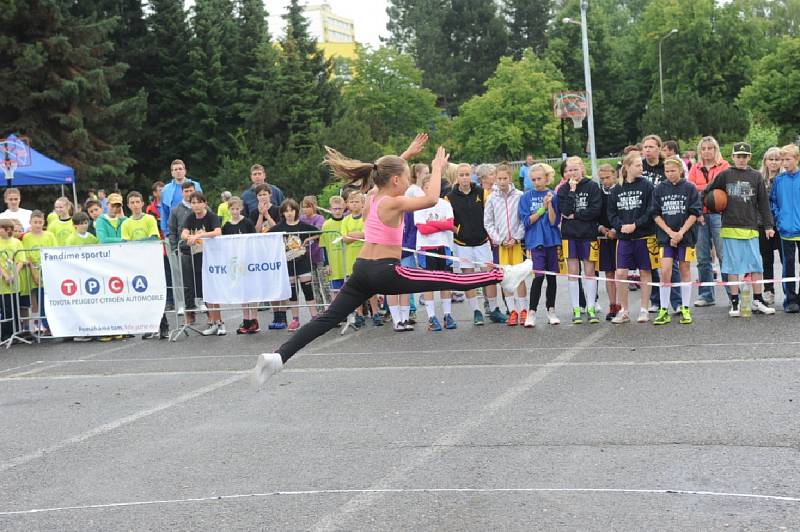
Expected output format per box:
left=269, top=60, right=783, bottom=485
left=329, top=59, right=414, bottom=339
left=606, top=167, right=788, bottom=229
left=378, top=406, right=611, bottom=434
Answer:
left=579, top=0, right=598, bottom=180
left=560, top=118, right=567, bottom=161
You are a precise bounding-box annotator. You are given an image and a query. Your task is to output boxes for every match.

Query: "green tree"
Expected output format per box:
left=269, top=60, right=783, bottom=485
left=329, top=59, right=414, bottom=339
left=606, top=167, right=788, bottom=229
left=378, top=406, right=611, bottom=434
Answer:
left=738, top=36, right=800, bottom=141
left=502, top=0, right=552, bottom=58
left=141, top=0, right=194, bottom=180
left=343, top=47, right=441, bottom=154
left=451, top=52, right=564, bottom=161
left=0, top=0, right=145, bottom=190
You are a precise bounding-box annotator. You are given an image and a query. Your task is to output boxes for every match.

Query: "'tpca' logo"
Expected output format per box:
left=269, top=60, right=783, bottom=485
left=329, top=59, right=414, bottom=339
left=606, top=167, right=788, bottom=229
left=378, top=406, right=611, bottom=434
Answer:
left=60, top=275, right=150, bottom=296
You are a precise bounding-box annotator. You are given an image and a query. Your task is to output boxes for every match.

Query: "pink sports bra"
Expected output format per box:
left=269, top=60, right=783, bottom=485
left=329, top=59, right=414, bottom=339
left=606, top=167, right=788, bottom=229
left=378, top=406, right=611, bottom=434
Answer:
left=364, top=195, right=404, bottom=246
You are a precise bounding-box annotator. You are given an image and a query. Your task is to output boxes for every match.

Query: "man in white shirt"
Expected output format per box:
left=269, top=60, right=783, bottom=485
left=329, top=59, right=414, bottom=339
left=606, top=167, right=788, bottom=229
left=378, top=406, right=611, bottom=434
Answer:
left=0, top=188, right=32, bottom=230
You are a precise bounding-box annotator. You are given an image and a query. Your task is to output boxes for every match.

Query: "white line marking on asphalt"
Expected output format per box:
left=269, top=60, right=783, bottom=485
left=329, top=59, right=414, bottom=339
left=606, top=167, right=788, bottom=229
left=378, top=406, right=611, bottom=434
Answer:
left=1, top=487, right=797, bottom=516
left=312, top=328, right=611, bottom=531
left=302, top=340, right=800, bottom=356
left=4, top=342, right=139, bottom=378
left=0, top=374, right=245, bottom=474
left=3, top=356, right=797, bottom=382
left=0, top=361, right=43, bottom=375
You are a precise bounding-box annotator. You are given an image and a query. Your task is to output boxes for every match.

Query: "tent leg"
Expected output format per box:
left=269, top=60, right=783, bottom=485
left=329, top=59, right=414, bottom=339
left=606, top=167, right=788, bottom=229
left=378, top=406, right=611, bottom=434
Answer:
left=72, top=182, right=78, bottom=209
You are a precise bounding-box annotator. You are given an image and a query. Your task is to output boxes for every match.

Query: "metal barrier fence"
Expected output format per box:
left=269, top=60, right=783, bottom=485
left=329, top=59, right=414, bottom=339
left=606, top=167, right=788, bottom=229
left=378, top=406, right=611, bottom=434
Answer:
left=164, top=229, right=349, bottom=342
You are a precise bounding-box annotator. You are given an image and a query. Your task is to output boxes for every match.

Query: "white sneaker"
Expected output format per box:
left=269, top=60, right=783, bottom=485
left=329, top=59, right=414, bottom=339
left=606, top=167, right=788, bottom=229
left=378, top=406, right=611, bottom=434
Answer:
left=252, top=353, right=283, bottom=387
left=216, top=323, right=227, bottom=335
left=546, top=308, right=560, bottom=325
left=500, top=259, right=532, bottom=294
left=202, top=322, right=219, bottom=336
left=524, top=311, right=536, bottom=328
left=751, top=299, right=776, bottom=315
left=637, top=309, right=649, bottom=323
left=648, top=303, right=659, bottom=313
left=611, top=310, right=630, bottom=324
left=176, top=307, right=185, bottom=316
left=729, top=304, right=740, bottom=317
left=762, top=292, right=775, bottom=305
left=199, top=303, right=208, bottom=312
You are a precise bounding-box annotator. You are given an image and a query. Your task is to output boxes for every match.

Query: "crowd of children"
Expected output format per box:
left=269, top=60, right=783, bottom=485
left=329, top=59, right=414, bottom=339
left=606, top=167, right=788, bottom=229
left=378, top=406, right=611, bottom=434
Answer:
left=2, top=135, right=800, bottom=343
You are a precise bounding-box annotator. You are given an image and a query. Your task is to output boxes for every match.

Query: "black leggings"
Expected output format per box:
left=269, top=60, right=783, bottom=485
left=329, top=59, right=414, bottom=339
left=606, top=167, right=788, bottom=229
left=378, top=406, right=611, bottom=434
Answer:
left=277, top=258, right=503, bottom=362
left=529, top=274, right=556, bottom=311
left=760, top=227, right=779, bottom=294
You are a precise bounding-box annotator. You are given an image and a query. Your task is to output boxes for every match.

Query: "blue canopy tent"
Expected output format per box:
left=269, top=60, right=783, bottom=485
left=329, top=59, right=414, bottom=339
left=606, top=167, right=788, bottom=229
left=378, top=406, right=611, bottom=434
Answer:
left=3, top=135, right=78, bottom=207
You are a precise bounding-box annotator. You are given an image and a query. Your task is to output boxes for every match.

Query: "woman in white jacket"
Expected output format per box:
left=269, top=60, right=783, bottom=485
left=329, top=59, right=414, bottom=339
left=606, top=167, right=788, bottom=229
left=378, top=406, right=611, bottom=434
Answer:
left=484, top=163, right=528, bottom=325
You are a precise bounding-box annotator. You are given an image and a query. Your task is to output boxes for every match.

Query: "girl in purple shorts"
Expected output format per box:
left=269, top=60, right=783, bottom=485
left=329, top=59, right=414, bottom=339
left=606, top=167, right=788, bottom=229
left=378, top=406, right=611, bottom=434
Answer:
left=608, top=151, right=656, bottom=324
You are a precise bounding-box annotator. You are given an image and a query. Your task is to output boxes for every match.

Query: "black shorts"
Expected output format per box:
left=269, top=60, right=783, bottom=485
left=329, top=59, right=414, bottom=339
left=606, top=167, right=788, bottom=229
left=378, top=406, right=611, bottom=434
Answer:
left=419, top=246, right=452, bottom=273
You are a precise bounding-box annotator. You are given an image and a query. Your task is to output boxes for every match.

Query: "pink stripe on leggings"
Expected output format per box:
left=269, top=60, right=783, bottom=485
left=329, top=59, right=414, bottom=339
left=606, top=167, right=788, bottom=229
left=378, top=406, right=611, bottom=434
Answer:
left=395, top=265, right=503, bottom=285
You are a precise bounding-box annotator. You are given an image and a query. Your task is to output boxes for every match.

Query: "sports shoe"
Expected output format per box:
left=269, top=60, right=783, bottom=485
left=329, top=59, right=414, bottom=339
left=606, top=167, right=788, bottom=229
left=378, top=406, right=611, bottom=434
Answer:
left=785, top=301, right=800, bottom=313
left=611, top=310, right=630, bottom=324
left=572, top=307, right=583, bottom=324
left=507, top=310, right=519, bottom=326
left=268, top=319, right=287, bottom=330
left=202, top=322, right=220, bottom=336
left=372, top=314, right=384, bottom=326
left=288, top=317, right=300, bottom=331
left=729, top=302, right=740, bottom=317
left=489, top=307, right=507, bottom=323
left=763, top=291, right=775, bottom=305
left=394, top=320, right=408, bottom=332
left=473, top=310, right=485, bottom=326
left=428, top=316, right=443, bottom=331
left=73, top=336, right=93, bottom=342
left=648, top=303, right=660, bottom=313
left=354, top=315, right=365, bottom=328
left=404, top=320, right=415, bottom=331
left=637, top=309, right=649, bottom=323
left=524, top=311, right=536, bottom=328
left=99, top=336, right=113, bottom=342
left=237, top=321, right=250, bottom=335
left=653, top=308, right=671, bottom=325
left=217, top=323, right=227, bottom=336
left=694, top=298, right=715, bottom=307
left=751, top=299, right=776, bottom=315
left=141, top=332, right=158, bottom=340
left=500, top=259, right=532, bottom=294
left=451, top=292, right=465, bottom=303
left=252, top=353, right=283, bottom=387
left=444, top=313, right=457, bottom=330
left=483, top=299, right=492, bottom=316
left=547, top=308, right=560, bottom=325
left=605, top=304, right=620, bottom=321
left=407, top=310, right=417, bottom=325
left=678, top=305, right=693, bottom=324
left=519, top=310, right=527, bottom=324
left=587, top=306, right=600, bottom=324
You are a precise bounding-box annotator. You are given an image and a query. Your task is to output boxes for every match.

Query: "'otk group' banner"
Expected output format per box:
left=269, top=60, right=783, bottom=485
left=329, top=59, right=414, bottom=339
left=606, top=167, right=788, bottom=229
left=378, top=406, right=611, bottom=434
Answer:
left=42, top=242, right=167, bottom=337
left=201, top=233, right=291, bottom=304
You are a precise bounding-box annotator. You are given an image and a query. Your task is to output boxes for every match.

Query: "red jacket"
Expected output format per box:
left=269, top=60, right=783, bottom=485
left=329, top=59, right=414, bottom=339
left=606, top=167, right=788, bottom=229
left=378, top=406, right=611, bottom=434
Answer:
left=688, top=160, right=730, bottom=213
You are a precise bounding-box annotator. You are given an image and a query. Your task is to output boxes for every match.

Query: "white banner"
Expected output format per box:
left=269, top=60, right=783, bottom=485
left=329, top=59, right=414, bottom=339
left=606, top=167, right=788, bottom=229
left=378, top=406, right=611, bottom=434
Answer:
left=201, top=233, right=291, bottom=305
left=41, top=242, right=167, bottom=337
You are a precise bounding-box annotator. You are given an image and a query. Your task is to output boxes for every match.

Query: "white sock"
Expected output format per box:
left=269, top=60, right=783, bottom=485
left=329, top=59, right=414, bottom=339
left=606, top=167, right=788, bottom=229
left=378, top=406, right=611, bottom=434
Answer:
left=468, top=297, right=479, bottom=311
left=569, top=280, right=580, bottom=309
left=585, top=279, right=598, bottom=311
left=488, top=297, right=497, bottom=310
left=399, top=305, right=410, bottom=322
left=680, top=284, right=691, bottom=308
left=442, top=297, right=452, bottom=315
left=389, top=305, right=401, bottom=325
left=424, top=299, right=436, bottom=318
left=520, top=296, right=529, bottom=313
left=506, top=296, right=516, bottom=313
left=659, top=286, right=670, bottom=309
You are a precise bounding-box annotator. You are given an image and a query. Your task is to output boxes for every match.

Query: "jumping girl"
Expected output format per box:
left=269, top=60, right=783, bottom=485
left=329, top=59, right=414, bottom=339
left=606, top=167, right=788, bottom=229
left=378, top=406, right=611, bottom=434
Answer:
left=253, top=146, right=532, bottom=384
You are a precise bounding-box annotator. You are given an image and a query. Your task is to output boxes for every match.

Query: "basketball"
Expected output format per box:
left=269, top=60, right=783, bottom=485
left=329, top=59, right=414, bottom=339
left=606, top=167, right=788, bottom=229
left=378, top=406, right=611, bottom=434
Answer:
left=704, top=189, right=728, bottom=213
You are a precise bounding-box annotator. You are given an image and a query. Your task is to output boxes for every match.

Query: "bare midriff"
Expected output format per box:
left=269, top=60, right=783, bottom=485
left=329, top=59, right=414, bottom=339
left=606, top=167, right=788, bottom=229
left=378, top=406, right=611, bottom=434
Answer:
left=358, top=242, right=401, bottom=261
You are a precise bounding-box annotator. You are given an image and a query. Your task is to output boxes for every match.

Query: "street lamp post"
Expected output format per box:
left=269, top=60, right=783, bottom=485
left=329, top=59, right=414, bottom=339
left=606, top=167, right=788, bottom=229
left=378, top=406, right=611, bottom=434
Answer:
left=563, top=2, right=597, bottom=180
left=658, top=29, right=679, bottom=111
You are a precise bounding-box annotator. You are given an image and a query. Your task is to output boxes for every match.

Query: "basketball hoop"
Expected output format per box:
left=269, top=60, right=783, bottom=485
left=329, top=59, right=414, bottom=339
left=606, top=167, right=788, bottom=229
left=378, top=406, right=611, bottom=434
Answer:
left=0, top=136, right=32, bottom=187
left=553, top=91, right=588, bottom=129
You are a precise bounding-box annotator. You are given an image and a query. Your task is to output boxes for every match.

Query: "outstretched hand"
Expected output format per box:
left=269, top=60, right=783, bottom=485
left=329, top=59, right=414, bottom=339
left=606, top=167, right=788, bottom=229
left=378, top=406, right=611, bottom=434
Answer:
left=401, top=133, right=429, bottom=160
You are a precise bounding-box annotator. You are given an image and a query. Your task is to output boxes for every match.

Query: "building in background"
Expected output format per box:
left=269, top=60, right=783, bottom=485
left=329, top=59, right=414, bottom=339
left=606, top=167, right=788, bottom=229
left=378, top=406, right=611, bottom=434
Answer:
left=306, top=3, right=357, bottom=80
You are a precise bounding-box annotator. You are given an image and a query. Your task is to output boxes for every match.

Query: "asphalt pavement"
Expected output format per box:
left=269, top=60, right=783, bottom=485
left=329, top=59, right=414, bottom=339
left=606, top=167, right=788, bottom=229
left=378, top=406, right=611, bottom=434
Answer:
left=0, top=282, right=798, bottom=531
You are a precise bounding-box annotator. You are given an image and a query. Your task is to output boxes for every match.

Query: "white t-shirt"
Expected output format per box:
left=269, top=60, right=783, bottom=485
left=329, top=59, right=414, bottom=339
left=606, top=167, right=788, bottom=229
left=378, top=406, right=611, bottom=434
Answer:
left=0, top=208, right=32, bottom=231
left=414, top=198, right=454, bottom=249
left=405, top=184, right=425, bottom=198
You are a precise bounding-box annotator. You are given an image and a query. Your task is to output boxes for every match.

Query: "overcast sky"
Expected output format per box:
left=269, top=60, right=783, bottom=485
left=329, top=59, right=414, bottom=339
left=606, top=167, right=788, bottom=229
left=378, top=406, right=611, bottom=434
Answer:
left=266, top=0, right=389, bottom=47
